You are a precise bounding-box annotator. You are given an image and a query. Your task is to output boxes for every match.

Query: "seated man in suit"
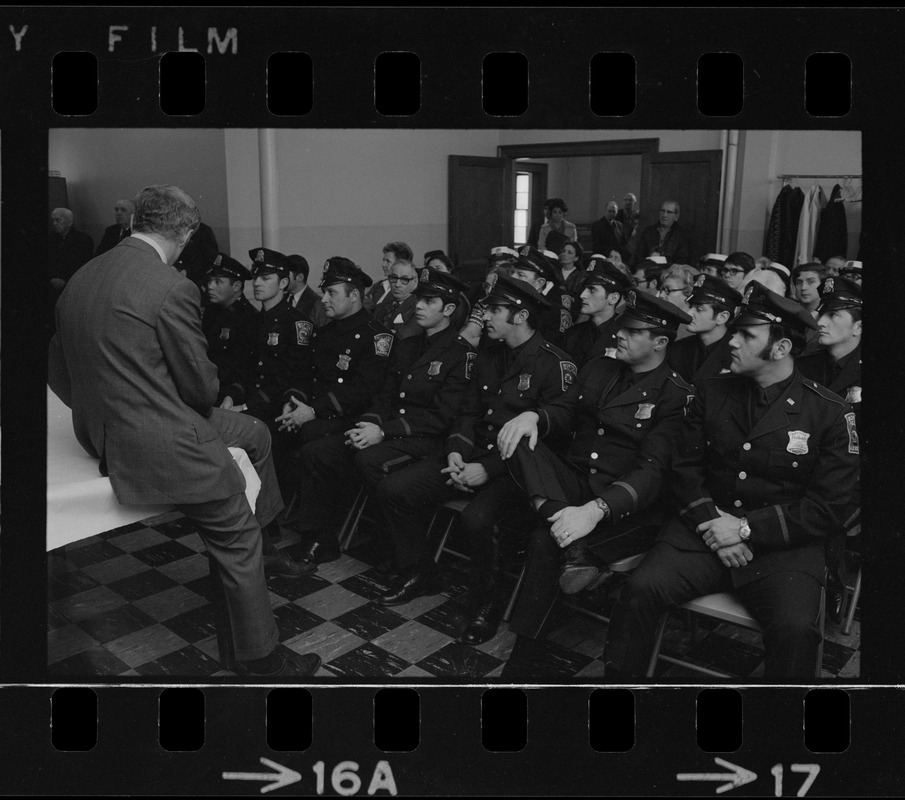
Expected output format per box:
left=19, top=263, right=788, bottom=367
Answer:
left=95, top=198, right=135, bottom=256
left=496, top=291, right=693, bottom=677
left=373, top=257, right=422, bottom=340
left=365, top=241, right=413, bottom=312
left=49, top=184, right=320, bottom=677
left=603, top=282, right=860, bottom=679
left=286, top=254, right=328, bottom=328
left=590, top=201, right=624, bottom=259
left=290, top=268, right=474, bottom=565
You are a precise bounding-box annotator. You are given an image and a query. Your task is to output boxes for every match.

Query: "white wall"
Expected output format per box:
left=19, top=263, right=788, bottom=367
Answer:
left=48, top=129, right=230, bottom=254
left=226, top=129, right=500, bottom=284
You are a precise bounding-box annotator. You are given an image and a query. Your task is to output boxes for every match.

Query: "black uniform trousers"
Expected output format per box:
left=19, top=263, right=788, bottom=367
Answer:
left=506, top=440, right=659, bottom=638
left=605, top=541, right=823, bottom=678
left=376, top=455, right=532, bottom=582
left=296, top=433, right=442, bottom=552
left=175, top=408, right=283, bottom=662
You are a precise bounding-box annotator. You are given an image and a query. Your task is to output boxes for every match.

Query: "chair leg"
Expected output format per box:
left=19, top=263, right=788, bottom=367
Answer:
left=842, top=567, right=861, bottom=636
left=433, top=517, right=457, bottom=563
left=338, top=489, right=367, bottom=552
left=502, top=563, right=527, bottom=623
left=646, top=614, right=669, bottom=678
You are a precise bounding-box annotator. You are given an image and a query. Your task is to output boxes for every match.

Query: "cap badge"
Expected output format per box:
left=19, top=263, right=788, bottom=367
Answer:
left=635, top=403, right=655, bottom=420
left=743, top=284, right=755, bottom=303
left=519, top=245, right=530, bottom=256
left=626, top=290, right=637, bottom=308
left=694, top=273, right=706, bottom=287
left=214, top=254, right=222, bottom=267
left=517, top=373, right=532, bottom=392
left=255, top=250, right=265, bottom=262
left=786, top=431, right=810, bottom=455
left=824, top=278, right=835, bottom=293
left=420, top=268, right=429, bottom=282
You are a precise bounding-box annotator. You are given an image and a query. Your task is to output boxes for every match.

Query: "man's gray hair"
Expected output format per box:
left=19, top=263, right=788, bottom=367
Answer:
left=51, top=207, right=74, bottom=223
left=132, top=185, right=200, bottom=241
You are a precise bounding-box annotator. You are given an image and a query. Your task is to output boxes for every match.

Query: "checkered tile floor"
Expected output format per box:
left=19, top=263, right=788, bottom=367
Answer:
left=47, top=514, right=861, bottom=679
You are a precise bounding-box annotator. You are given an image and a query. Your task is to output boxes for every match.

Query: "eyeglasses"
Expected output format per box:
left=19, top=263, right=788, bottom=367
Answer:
left=720, top=267, right=745, bottom=277
left=632, top=278, right=649, bottom=288
left=659, top=287, right=687, bottom=296
left=388, top=275, right=414, bottom=284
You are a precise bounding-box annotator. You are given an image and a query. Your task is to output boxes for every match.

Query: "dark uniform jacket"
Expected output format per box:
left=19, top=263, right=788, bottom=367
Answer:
left=201, top=296, right=258, bottom=404
left=303, top=307, right=394, bottom=422
left=537, top=357, right=693, bottom=525
left=95, top=224, right=132, bottom=256
left=667, top=331, right=733, bottom=384
left=659, top=371, right=860, bottom=588
left=634, top=221, right=693, bottom=266
left=240, top=296, right=313, bottom=414
left=447, top=332, right=576, bottom=481
left=359, top=324, right=474, bottom=441
left=799, top=344, right=861, bottom=423
left=562, top=314, right=622, bottom=368
left=292, top=285, right=328, bottom=328
left=373, top=293, right=421, bottom=340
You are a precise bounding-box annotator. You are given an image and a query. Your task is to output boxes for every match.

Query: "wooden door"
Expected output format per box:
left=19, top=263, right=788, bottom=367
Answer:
left=448, top=155, right=512, bottom=284
left=640, top=150, right=722, bottom=263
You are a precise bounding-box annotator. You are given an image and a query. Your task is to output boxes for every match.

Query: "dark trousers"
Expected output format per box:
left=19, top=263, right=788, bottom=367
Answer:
left=506, top=438, right=658, bottom=638
left=605, top=541, right=824, bottom=679
left=175, top=408, right=283, bottom=661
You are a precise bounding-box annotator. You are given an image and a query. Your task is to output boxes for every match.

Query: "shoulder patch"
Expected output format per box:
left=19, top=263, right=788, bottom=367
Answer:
left=295, top=320, right=313, bottom=346
left=465, top=351, right=477, bottom=380
left=845, top=412, right=859, bottom=455
left=374, top=333, right=394, bottom=357
left=559, top=308, right=573, bottom=332
left=561, top=294, right=572, bottom=310
left=560, top=360, right=578, bottom=392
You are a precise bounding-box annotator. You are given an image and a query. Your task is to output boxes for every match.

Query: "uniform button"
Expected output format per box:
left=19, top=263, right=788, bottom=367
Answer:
left=399, top=392, right=405, bottom=398
left=598, top=428, right=605, bottom=436
left=258, top=361, right=263, bottom=366
left=483, top=385, right=488, bottom=390
left=407, top=374, right=413, bottom=380
left=742, top=442, right=752, bottom=451
left=739, top=471, right=747, bottom=480
left=590, top=468, right=597, bottom=474
left=487, top=409, right=493, bottom=415
left=733, top=500, right=743, bottom=508
left=591, top=452, right=598, bottom=459
left=636, top=423, right=642, bottom=428
left=354, top=334, right=360, bottom=339
left=792, top=461, right=798, bottom=468
left=487, top=444, right=493, bottom=450
left=338, top=378, right=343, bottom=384
left=399, top=409, right=405, bottom=414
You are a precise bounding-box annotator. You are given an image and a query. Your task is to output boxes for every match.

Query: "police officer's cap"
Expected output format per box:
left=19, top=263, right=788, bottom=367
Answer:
left=490, top=246, right=518, bottom=262
left=689, top=274, right=742, bottom=310
left=583, top=257, right=632, bottom=293
left=413, top=267, right=468, bottom=303
left=768, top=261, right=791, bottom=279
left=248, top=247, right=291, bottom=279
left=518, top=244, right=559, bottom=271
left=733, top=280, right=819, bottom=331
left=484, top=273, right=552, bottom=313
left=207, top=252, right=252, bottom=282
left=817, top=276, right=862, bottom=314
left=320, top=256, right=373, bottom=290
left=513, top=252, right=555, bottom=284
left=641, top=255, right=668, bottom=267
left=840, top=260, right=862, bottom=278
left=702, top=253, right=728, bottom=266
left=621, top=289, right=692, bottom=331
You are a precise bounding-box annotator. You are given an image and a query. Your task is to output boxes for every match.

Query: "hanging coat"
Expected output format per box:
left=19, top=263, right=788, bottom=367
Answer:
left=813, top=184, right=848, bottom=263
left=778, top=186, right=806, bottom=268
left=796, top=185, right=827, bottom=265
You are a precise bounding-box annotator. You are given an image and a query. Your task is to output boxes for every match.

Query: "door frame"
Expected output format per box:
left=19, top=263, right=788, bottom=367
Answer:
left=498, top=137, right=660, bottom=160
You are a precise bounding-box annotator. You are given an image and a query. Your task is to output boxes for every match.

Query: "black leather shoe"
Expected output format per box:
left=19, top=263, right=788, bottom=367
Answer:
left=264, top=552, right=317, bottom=578
left=559, top=544, right=599, bottom=595
left=234, top=650, right=322, bottom=678
left=301, top=540, right=341, bottom=565
left=377, top=570, right=443, bottom=606
left=461, top=595, right=501, bottom=645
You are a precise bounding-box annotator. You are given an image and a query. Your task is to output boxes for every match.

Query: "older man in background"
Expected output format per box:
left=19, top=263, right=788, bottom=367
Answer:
left=95, top=198, right=135, bottom=256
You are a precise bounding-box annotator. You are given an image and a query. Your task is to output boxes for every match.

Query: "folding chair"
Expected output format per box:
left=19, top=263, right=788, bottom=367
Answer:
left=645, top=587, right=826, bottom=679
left=840, top=515, right=861, bottom=636
left=338, top=486, right=370, bottom=552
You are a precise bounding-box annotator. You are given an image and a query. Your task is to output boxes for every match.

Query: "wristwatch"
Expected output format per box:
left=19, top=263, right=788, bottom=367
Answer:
left=594, top=497, right=611, bottom=521
left=738, top=517, right=751, bottom=541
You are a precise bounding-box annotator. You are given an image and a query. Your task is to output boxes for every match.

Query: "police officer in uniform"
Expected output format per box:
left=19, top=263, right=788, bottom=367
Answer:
left=667, top=274, right=742, bottom=384
left=289, top=268, right=474, bottom=565
left=496, top=291, right=694, bottom=676
left=509, top=248, right=575, bottom=348
left=604, top=281, right=861, bottom=679
left=201, top=253, right=257, bottom=407
left=562, top=256, right=633, bottom=368
left=373, top=275, right=577, bottom=636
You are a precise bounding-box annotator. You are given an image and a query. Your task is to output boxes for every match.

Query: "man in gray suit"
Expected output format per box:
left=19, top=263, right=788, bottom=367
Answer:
left=48, top=185, right=321, bottom=678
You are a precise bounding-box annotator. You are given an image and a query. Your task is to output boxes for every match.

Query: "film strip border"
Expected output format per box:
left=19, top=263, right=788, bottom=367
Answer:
left=4, top=686, right=902, bottom=795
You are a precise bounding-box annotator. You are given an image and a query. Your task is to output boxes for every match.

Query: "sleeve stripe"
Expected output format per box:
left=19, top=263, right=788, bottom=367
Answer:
left=680, top=497, right=713, bottom=516
left=448, top=432, right=473, bottom=448
left=381, top=455, right=412, bottom=474
left=775, top=505, right=790, bottom=546
left=328, top=391, right=343, bottom=414
left=401, top=418, right=412, bottom=437
left=612, top=481, right=639, bottom=510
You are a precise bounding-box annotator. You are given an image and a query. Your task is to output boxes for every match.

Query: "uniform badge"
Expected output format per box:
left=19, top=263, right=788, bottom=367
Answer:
left=518, top=373, right=532, bottom=391
left=786, top=430, right=810, bottom=455
left=559, top=308, right=572, bottom=333
left=561, top=295, right=572, bottom=310
left=374, top=333, right=393, bottom=358
left=428, top=360, right=442, bottom=376
left=560, top=361, right=577, bottom=391
left=337, top=354, right=351, bottom=371
left=604, top=347, right=617, bottom=359
left=267, top=332, right=279, bottom=346
left=295, top=320, right=313, bottom=346
left=845, top=412, right=859, bottom=454
left=465, top=351, right=476, bottom=380
left=219, top=327, right=231, bottom=341
left=846, top=385, right=862, bottom=404
left=635, top=403, right=655, bottom=420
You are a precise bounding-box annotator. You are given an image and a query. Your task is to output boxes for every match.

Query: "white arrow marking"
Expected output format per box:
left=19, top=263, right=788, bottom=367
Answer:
left=677, top=757, right=758, bottom=794
left=223, top=757, right=303, bottom=794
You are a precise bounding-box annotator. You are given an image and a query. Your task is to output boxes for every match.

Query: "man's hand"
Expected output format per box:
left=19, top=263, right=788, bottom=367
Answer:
left=716, top=542, right=754, bottom=569
left=219, top=396, right=236, bottom=411
left=441, top=454, right=487, bottom=493
left=497, top=411, right=540, bottom=459
left=698, top=510, right=743, bottom=549
left=548, top=502, right=605, bottom=548
left=276, top=396, right=315, bottom=432
left=344, top=421, right=384, bottom=450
